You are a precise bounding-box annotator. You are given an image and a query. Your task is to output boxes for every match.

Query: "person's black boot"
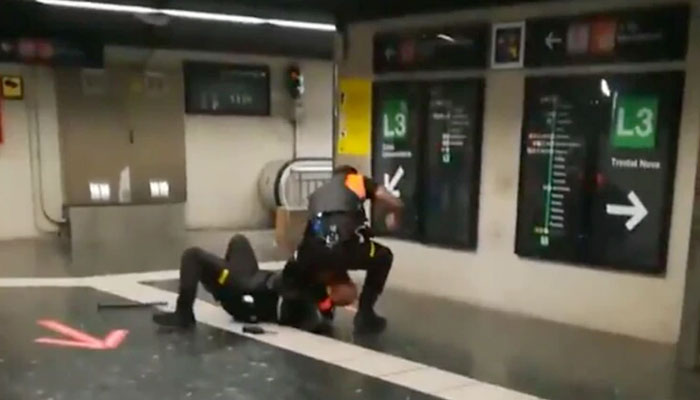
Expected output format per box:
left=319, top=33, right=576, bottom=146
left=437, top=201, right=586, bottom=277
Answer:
left=153, top=293, right=196, bottom=329
left=353, top=309, right=387, bottom=334
left=279, top=298, right=332, bottom=334
left=354, top=289, right=387, bottom=334
left=299, top=309, right=330, bottom=334
left=152, top=311, right=196, bottom=329
left=320, top=306, right=335, bottom=322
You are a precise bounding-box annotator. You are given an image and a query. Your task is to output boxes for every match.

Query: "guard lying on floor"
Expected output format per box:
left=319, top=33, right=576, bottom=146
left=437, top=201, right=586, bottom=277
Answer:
left=152, top=234, right=356, bottom=333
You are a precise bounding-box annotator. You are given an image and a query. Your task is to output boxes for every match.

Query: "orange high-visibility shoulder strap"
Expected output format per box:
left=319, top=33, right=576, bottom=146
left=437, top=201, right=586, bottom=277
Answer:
left=344, top=173, right=366, bottom=199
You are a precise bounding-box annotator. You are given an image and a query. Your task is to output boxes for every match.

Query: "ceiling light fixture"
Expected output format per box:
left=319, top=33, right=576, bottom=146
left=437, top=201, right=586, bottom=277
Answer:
left=436, top=34, right=455, bottom=43
left=34, top=0, right=336, bottom=31
left=161, top=9, right=264, bottom=25
left=36, top=0, right=157, bottom=14
left=267, top=18, right=335, bottom=31
left=600, top=79, right=611, bottom=97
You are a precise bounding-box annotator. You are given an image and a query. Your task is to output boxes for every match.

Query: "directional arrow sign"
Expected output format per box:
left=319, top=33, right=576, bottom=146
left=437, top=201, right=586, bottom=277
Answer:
left=35, top=319, right=129, bottom=350
left=545, top=32, right=563, bottom=50
left=383, top=165, right=404, bottom=198
left=606, top=191, right=648, bottom=231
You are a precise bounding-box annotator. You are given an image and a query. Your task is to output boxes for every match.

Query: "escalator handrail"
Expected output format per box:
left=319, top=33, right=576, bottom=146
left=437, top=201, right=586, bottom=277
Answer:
left=274, top=157, right=332, bottom=208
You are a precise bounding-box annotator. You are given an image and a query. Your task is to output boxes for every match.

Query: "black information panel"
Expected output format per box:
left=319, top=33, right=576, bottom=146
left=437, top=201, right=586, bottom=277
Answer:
left=525, top=4, right=689, bottom=67
left=372, top=81, right=424, bottom=240
left=374, top=25, right=489, bottom=73
left=372, top=80, right=484, bottom=249
left=184, top=62, right=270, bottom=116
left=0, top=38, right=103, bottom=67
left=516, top=72, right=684, bottom=274
left=422, top=80, right=484, bottom=249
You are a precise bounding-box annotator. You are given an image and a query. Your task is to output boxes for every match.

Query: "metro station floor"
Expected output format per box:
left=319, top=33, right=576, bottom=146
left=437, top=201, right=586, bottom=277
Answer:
left=0, top=231, right=699, bottom=400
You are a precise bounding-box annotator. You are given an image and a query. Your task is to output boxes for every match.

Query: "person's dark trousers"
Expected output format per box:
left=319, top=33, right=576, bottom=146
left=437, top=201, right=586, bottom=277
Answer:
left=152, top=247, right=223, bottom=328
left=224, top=234, right=258, bottom=275
left=175, top=247, right=226, bottom=318
left=344, top=240, right=393, bottom=314
left=295, top=236, right=393, bottom=332
left=155, top=234, right=270, bottom=329
left=161, top=234, right=335, bottom=332
left=331, top=239, right=393, bottom=315
left=177, top=235, right=263, bottom=315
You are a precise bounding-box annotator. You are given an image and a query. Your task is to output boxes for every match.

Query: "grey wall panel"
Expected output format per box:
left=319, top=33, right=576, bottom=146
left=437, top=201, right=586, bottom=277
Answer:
left=123, top=69, right=187, bottom=203
left=55, top=68, right=130, bottom=205
left=55, top=67, right=187, bottom=205
left=68, top=204, right=185, bottom=245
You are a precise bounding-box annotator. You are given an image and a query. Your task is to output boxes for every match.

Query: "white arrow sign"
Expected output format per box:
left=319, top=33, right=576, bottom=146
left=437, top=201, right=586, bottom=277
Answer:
left=384, top=166, right=404, bottom=198
left=545, top=32, right=563, bottom=50
left=606, top=191, right=648, bottom=231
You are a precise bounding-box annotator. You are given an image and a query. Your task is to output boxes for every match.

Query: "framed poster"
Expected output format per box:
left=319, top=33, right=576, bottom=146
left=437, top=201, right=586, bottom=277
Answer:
left=491, top=22, right=525, bottom=69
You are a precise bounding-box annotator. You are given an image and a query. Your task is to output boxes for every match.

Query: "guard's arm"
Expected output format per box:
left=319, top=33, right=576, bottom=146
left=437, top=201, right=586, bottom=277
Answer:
left=373, top=185, right=404, bottom=212
left=363, top=176, right=403, bottom=211
left=364, top=177, right=403, bottom=231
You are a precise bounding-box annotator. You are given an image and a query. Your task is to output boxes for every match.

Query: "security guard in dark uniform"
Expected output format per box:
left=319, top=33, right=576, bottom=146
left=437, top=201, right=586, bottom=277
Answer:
left=152, top=235, right=341, bottom=332
left=286, top=165, right=403, bottom=334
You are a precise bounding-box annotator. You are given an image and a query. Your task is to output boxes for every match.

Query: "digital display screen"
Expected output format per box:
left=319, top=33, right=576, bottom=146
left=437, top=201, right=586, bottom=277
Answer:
left=372, top=81, right=423, bottom=240
left=372, top=79, right=484, bottom=249
left=516, top=72, right=684, bottom=274
left=422, top=80, right=483, bottom=249
left=184, top=62, right=270, bottom=116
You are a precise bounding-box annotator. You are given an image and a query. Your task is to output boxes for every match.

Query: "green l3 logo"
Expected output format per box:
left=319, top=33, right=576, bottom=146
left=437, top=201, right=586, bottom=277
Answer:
left=382, top=99, right=408, bottom=141
left=611, top=95, right=658, bottom=149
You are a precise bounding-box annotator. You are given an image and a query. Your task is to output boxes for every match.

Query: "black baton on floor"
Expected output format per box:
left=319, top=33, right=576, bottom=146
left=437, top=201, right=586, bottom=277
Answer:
left=97, top=301, right=168, bottom=310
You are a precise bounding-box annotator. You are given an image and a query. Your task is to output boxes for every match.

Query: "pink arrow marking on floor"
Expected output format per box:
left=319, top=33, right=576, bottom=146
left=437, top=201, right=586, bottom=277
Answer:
left=35, top=319, right=129, bottom=350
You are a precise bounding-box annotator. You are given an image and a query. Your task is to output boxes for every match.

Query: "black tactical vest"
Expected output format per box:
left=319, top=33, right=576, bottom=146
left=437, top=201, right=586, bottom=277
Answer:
left=308, top=174, right=363, bottom=216
left=307, top=174, right=365, bottom=243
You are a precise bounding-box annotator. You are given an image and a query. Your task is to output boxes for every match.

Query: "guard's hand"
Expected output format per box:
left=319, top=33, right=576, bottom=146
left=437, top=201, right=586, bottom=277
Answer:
left=385, top=212, right=399, bottom=231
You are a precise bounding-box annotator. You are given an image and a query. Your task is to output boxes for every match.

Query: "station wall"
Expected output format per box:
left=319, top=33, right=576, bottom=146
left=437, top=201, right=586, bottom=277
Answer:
left=126, top=49, right=333, bottom=230
left=0, top=64, right=63, bottom=240
left=0, top=47, right=333, bottom=240
left=338, top=0, right=700, bottom=343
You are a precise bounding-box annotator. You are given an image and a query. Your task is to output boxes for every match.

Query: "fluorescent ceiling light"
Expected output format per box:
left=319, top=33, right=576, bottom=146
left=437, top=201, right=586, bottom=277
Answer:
left=162, top=9, right=263, bottom=25
left=34, top=0, right=335, bottom=31
left=600, top=79, right=611, bottom=97
left=436, top=34, right=455, bottom=43
left=36, top=0, right=156, bottom=14
left=267, top=19, right=336, bottom=32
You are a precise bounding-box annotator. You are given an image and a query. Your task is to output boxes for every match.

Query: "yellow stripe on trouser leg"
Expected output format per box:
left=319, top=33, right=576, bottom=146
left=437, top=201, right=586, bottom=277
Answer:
left=369, top=242, right=376, bottom=258
left=218, top=269, right=230, bottom=285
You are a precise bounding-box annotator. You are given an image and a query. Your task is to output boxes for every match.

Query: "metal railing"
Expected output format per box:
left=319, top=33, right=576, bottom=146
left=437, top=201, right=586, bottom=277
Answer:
left=259, top=158, right=333, bottom=211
